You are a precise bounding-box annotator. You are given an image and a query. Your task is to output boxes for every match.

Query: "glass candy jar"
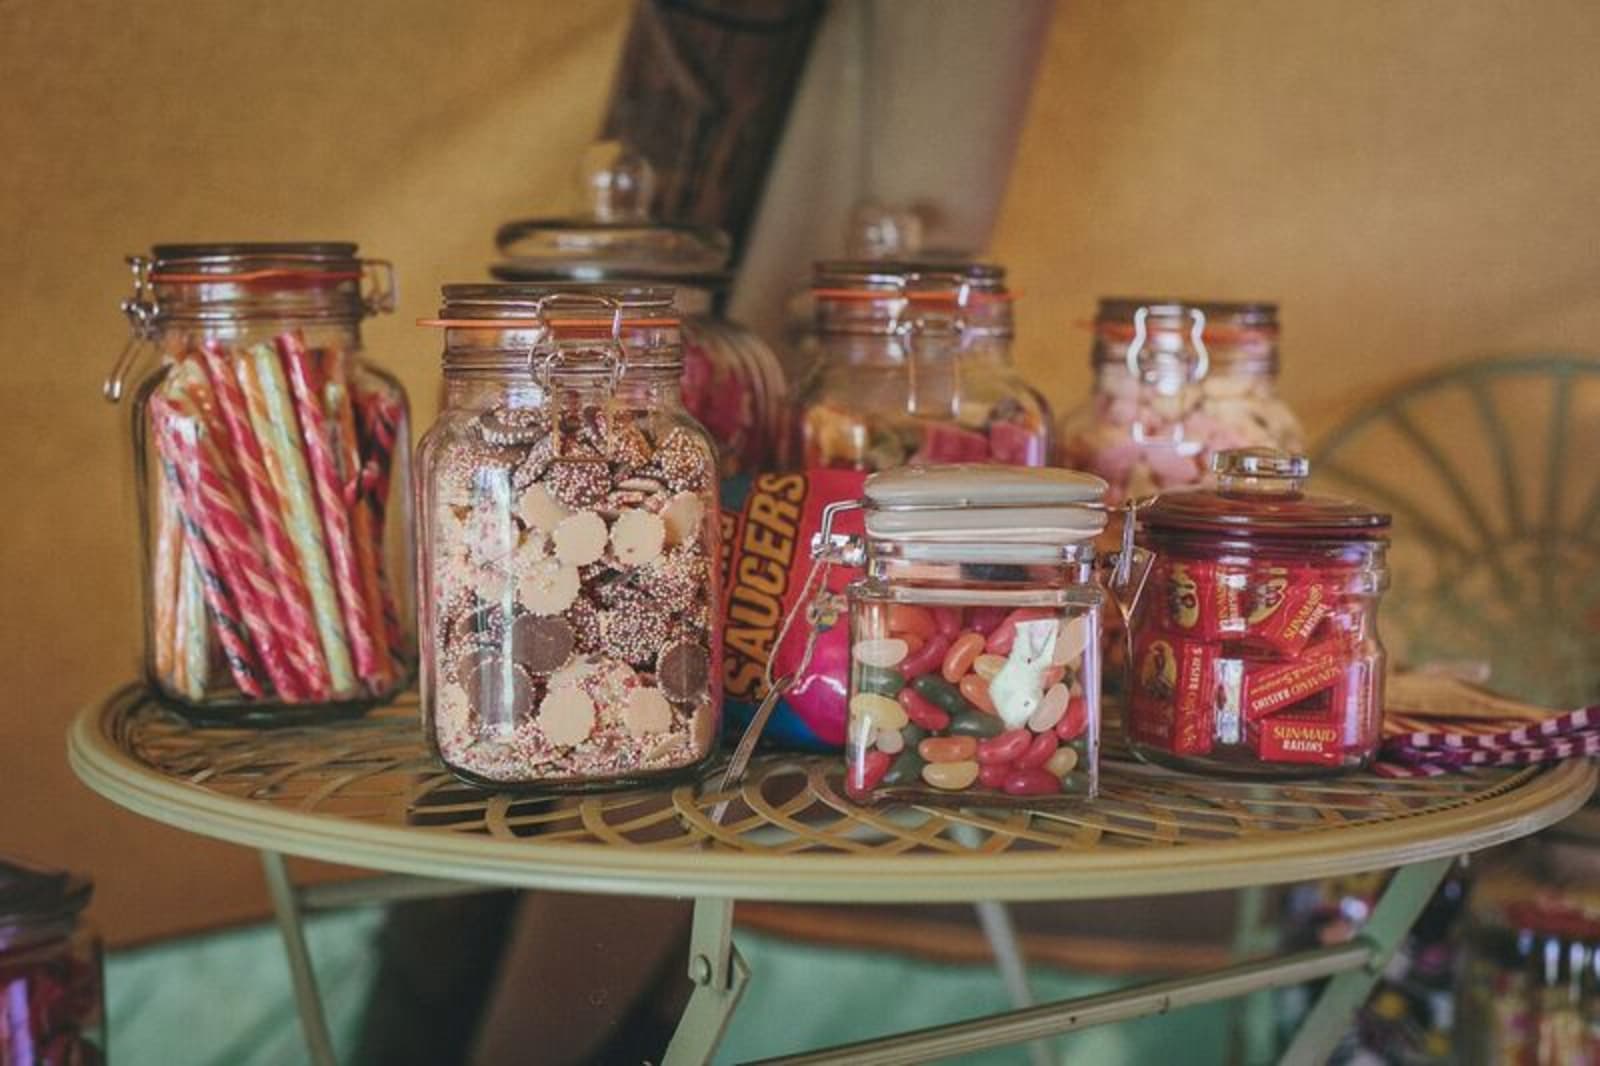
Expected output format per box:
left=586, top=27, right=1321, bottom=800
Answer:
left=0, top=858, right=104, bottom=1066
left=417, top=286, right=722, bottom=790
left=106, top=243, right=414, bottom=723
left=834, top=465, right=1106, bottom=804
left=493, top=143, right=788, bottom=478
left=1126, top=449, right=1391, bottom=776
left=798, top=262, right=1051, bottom=472
left=1057, top=300, right=1305, bottom=504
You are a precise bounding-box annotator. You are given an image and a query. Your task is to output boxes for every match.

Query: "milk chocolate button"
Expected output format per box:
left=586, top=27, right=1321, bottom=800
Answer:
left=517, top=560, right=580, bottom=615
left=553, top=511, right=608, bottom=566
left=661, top=491, right=704, bottom=547
left=538, top=686, right=596, bottom=747
left=623, top=687, right=673, bottom=738
left=510, top=614, right=575, bottom=675
left=658, top=640, right=709, bottom=702
left=612, top=509, right=666, bottom=566
left=463, top=655, right=534, bottom=728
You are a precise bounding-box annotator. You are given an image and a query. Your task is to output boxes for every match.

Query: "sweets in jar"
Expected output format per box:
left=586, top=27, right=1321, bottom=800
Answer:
left=1125, top=449, right=1391, bottom=776
left=0, top=858, right=104, bottom=1066
left=797, top=262, right=1051, bottom=472
left=107, top=244, right=414, bottom=722
left=417, top=285, right=722, bottom=789
left=1057, top=300, right=1304, bottom=505
left=835, top=465, right=1106, bottom=805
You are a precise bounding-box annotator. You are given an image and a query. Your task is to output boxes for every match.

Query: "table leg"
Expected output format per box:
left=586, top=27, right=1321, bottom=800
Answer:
left=261, top=850, right=339, bottom=1066
left=662, top=897, right=750, bottom=1066
left=1277, top=857, right=1453, bottom=1066
left=972, top=901, right=1054, bottom=1066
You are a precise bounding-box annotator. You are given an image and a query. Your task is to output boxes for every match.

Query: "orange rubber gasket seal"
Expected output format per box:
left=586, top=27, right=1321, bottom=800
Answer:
left=417, top=318, right=680, bottom=329
left=812, top=289, right=1016, bottom=304
left=1082, top=320, right=1279, bottom=343
left=152, top=270, right=364, bottom=284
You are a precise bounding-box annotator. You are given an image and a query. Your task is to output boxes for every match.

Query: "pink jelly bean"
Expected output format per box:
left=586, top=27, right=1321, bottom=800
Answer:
left=965, top=606, right=1010, bottom=636
left=1055, top=696, right=1089, bottom=741
left=984, top=608, right=1056, bottom=655
left=1003, top=768, right=1063, bottom=797
left=847, top=749, right=892, bottom=797
left=1016, top=731, right=1059, bottom=769
left=897, top=631, right=952, bottom=679
left=932, top=607, right=963, bottom=637
left=978, top=762, right=1013, bottom=790
left=897, top=687, right=951, bottom=731
left=977, top=728, right=1032, bottom=765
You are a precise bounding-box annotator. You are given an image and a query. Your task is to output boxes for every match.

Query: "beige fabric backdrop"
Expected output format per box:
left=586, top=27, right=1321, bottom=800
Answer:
left=5, top=0, right=1600, bottom=944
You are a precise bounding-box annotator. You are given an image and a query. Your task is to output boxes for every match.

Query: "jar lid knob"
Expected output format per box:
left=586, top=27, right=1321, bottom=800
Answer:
left=579, top=140, right=655, bottom=224
left=1212, top=447, right=1309, bottom=495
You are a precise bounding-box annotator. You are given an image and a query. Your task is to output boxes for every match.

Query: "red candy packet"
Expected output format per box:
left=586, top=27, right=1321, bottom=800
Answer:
left=1129, top=632, right=1216, bottom=755
left=1243, top=637, right=1350, bottom=722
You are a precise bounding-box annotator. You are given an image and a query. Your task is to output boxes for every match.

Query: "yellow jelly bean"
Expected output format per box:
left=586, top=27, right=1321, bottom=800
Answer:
left=1028, top=683, right=1072, bottom=733
left=849, top=692, right=908, bottom=731
left=852, top=637, right=909, bottom=669
left=921, top=760, right=980, bottom=790
left=973, top=654, right=1007, bottom=681
left=1045, top=746, right=1079, bottom=778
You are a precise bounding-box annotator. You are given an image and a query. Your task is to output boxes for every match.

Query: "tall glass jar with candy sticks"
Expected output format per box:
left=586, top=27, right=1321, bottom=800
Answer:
left=796, top=262, right=1051, bottom=473
left=107, top=243, right=414, bottom=723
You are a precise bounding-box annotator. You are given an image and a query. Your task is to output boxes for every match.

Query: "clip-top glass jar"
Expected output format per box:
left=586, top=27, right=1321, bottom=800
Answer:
left=833, top=465, right=1106, bottom=804
left=417, top=285, right=722, bottom=790
left=492, top=143, right=788, bottom=478
left=0, top=857, right=104, bottom=1065
left=1057, top=300, right=1305, bottom=505
left=797, top=262, right=1051, bottom=472
left=106, top=243, right=414, bottom=723
left=1126, top=449, right=1391, bottom=776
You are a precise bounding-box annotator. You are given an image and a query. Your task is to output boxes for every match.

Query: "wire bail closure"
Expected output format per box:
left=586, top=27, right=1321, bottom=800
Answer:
left=104, top=256, right=157, bottom=403
left=524, top=292, right=629, bottom=393
left=1124, top=304, right=1210, bottom=389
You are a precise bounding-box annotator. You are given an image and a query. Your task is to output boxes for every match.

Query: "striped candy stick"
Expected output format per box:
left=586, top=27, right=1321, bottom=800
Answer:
left=238, top=343, right=357, bottom=697
left=148, top=394, right=265, bottom=697
left=280, top=334, right=384, bottom=692
left=164, top=383, right=310, bottom=701
left=174, top=532, right=210, bottom=700
left=151, top=471, right=182, bottom=682
left=197, top=340, right=331, bottom=699
left=322, top=355, right=392, bottom=691
left=354, top=381, right=410, bottom=667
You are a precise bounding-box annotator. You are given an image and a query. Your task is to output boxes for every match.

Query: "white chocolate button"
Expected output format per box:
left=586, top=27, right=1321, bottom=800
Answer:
left=517, top=485, right=571, bottom=532
left=661, top=491, right=705, bottom=547
left=623, top=687, right=673, bottom=738
left=516, top=560, right=579, bottom=615
left=612, top=509, right=666, bottom=566
left=538, top=686, right=596, bottom=747
left=553, top=511, right=608, bottom=566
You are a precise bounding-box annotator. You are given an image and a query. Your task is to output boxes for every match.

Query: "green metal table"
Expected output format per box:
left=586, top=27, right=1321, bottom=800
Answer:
left=69, top=686, right=1595, bottom=1065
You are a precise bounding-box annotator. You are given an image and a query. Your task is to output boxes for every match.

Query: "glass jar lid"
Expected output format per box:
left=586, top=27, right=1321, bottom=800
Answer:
left=0, top=856, right=90, bottom=940
left=1140, top=448, right=1390, bottom=539
left=863, top=464, right=1108, bottom=549
left=128, top=241, right=394, bottom=324
left=492, top=142, right=730, bottom=287
left=812, top=260, right=1012, bottom=338
left=1091, top=297, right=1278, bottom=374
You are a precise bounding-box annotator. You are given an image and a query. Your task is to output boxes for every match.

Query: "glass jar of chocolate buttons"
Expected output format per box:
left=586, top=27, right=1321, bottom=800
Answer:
left=417, top=285, right=722, bottom=790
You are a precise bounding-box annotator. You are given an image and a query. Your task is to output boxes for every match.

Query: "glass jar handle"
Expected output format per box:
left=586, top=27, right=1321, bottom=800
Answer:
left=360, top=259, right=397, bottom=317
left=1126, top=304, right=1208, bottom=446
left=1124, top=304, right=1209, bottom=385
left=104, top=256, right=157, bottom=403
left=1213, top=447, right=1309, bottom=496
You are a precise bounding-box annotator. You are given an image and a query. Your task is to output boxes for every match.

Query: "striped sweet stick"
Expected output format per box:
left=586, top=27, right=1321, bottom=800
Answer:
left=151, top=473, right=182, bottom=681
left=175, top=533, right=210, bottom=701
left=162, top=381, right=310, bottom=701
left=238, top=343, right=357, bottom=697
left=280, top=334, right=384, bottom=692
left=354, top=381, right=410, bottom=666
left=322, top=355, right=392, bottom=691
left=148, top=394, right=264, bottom=697
left=197, top=340, right=330, bottom=699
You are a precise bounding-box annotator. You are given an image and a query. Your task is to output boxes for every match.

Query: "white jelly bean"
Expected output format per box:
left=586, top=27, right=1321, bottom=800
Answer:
left=1028, top=683, right=1072, bottom=733
left=852, top=637, right=909, bottom=668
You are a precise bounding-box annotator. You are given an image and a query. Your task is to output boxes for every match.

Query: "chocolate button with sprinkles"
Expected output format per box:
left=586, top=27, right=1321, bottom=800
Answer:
left=658, top=640, right=710, bottom=702
left=462, top=654, right=535, bottom=728
left=510, top=614, right=575, bottom=675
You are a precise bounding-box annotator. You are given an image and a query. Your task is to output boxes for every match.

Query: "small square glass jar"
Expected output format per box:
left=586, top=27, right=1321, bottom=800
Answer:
left=836, top=466, right=1108, bottom=805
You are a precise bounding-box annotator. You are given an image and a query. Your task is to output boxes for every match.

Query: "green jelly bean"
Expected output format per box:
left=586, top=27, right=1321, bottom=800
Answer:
left=910, top=674, right=977, bottom=716
left=947, top=709, right=1005, bottom=739
left=857, top=665, right=905, bottom=697
left=882, top=750, right=926, bottom=787
left=900, top=723, right=929, bottom=748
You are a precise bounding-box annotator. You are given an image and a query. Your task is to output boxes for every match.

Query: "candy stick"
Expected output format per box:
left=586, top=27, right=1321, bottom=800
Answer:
left=161, top=381, right=310, bottom=700
left=197, top=340, right=330, bottom=699
left=148, top=395, right=264, bottom=697
left=280, top=334, right=384, bottom=692
left=356, top=383, right=411, bottom=667
left=175, top=534, right=210, bottom=701
left=237, top=343, right=357, bottom=697
left=151, top=474, right=182, bottom=681
left=322, top=350, right=391, bottom=691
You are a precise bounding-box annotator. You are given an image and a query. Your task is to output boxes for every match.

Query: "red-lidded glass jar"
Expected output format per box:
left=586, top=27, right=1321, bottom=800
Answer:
left=0, top=858, right=103, bottom=1065
left=1126, top=448, right=1391, bottom=776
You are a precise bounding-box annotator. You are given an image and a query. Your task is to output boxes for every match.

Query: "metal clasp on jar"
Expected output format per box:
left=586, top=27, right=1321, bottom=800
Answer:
left=103, top=256, right=157, bottom=403
left=1125, top=304, right=1209, bottom=448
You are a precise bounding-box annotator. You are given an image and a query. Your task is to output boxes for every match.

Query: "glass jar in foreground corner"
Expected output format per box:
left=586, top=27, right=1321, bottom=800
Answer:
left=1126, top=449, right=1391, bottom=777
left=835, top=465, right=1107, bottom=804
left=798, top=262, right=1051, bottom=472
left=417, top=285, right=722, bottom=790
left=105, top=243, right=414, bottom=724
left=0, top=857, right=104, bottom=1066
left=1057, top=300, right=1304, bottom=505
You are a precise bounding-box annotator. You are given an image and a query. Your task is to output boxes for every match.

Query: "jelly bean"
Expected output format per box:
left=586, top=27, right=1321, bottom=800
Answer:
left=932, top=607, right=963, bottom=637
left=1002, top=767, right=1062, bottom=796
left=888, top=604, right=937, bottom=640
left=922, top=760, right=981, bottom=790
left=1017, top=730, right=1059, bottom=769
left=850, top=693, right=908, bottom=731
left=1051, top=615, right=1091, bottom=666
left=1028, top=683, right=1072, bottom=733
left=853, top=637, right=909, bottom=668
left=1040, top=666, right=1067, bottom=690
left=976, top=728, right=1032, bottom=765
left=978, top=761, right=1013, bottom=790
left=1055, top=696, right=1089, bottom=741
left=910, top=674, right=978, bottom=717
left=948, top=709, right=1005, bottom=739
left=940, top=632, right=986, bottom=683
left=1045, top=747, right=1079, bottom=777
left=959, top=674, right=997, bottom=715
left=973, top=654, right=1007, bottom=681
left=983, top=607, right=1056, bottom=655
left=882, top=750, right=926, bottom=787
left=847, top=749, right=892, bottom=795
left=966, top=605, right=1010, bottom=635
left=846, top=714, right=875, bottom=748
left=919, top=735, right=979, bottom=763
left=896, top=687, right=951, bottom=731
left=900, top=632, right=926, bottom=657
left=876, top=728, right=905, bottom=755
left=900, top=723, right=929, bottom=748
left=898, top=631, right=952, bottom=680
left=857, top=665, right=905, bottom=697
